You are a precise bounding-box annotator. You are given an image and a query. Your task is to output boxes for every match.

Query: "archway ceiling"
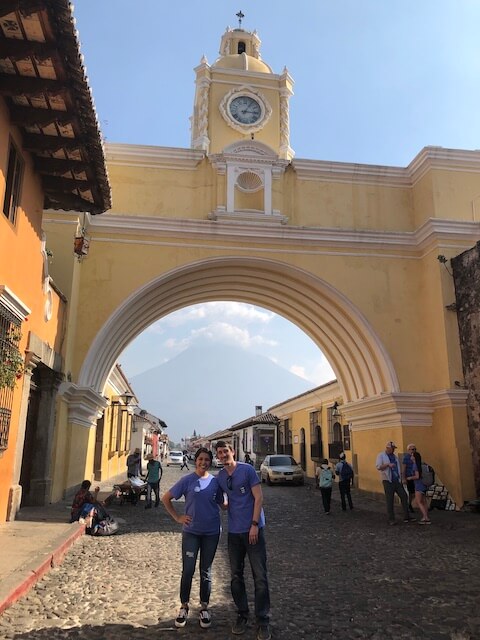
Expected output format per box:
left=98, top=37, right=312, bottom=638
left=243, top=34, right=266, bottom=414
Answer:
left=79, top=258, right=399, bottom=402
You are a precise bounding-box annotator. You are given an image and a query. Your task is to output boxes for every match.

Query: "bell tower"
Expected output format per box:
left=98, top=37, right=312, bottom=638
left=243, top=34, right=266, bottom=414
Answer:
left=191, top=18, right=294, bottom=160
left=191, top=16, right=293, bottom=222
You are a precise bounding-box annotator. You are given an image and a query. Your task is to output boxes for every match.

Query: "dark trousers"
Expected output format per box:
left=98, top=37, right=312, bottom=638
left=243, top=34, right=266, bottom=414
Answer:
left=338, top=479, right=353, bottom=510
left=180, top=532, right=220, bottom=605
left=382, top=479, right=409, bottom=521
left=320, top=487, right=332, bottom=513
left=228, top=529, right=270, bottom=625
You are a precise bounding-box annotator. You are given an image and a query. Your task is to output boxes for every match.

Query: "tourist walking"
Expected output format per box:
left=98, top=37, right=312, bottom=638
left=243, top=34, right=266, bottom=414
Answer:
left=161, top=447, right=225, bottom=629
left=335, top=452, right=354, bottom=510
left=376, top=441, right=415, bottom=525
left=215, top=440, right=271, bottom=640
left=317, top=459, right=335, bottom=514
left=180, top=453, right=190, bottom=471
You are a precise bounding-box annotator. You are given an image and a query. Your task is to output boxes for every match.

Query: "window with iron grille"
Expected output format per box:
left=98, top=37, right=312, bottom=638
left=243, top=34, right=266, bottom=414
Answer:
left=0, top=305, right=22, bottom=451
left=3, top=139, right=24, bottom=225
left=309, top=410, right=323, bottom=461
left=327, top=406, right=344, bottom=459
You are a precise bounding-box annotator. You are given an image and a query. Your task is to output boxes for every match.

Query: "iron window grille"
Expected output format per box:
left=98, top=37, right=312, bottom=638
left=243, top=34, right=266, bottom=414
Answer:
left=0, top=305, right=22, bottom=450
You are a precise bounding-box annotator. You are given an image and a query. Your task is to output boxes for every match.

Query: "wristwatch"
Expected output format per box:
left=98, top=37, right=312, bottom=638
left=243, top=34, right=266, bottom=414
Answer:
left=251, top=521, right=259, bottom=526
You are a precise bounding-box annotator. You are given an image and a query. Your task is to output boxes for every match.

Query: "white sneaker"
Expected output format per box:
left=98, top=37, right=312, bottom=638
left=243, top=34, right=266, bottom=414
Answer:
left=175, top=605, right=189, bottom=628
left=199, top=608, right=211, bottom=628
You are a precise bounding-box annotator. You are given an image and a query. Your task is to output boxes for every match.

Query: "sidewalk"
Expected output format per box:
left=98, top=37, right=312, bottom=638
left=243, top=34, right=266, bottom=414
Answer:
left=0, top=473, right=126, bottom=615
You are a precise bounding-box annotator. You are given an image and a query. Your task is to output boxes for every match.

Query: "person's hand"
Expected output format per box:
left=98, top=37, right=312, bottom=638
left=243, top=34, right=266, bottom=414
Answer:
left=389, top=463, right=395, bottom=468
left=248, top=524, right=259, bottom=545
left=176, top=514, right=192, bottom=525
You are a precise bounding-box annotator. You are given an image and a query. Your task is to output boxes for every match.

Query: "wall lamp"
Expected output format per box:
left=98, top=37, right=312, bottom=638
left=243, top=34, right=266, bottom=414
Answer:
left=119, top=391, right=135, bottom=406
left=332, top=401, right=341, bottom=418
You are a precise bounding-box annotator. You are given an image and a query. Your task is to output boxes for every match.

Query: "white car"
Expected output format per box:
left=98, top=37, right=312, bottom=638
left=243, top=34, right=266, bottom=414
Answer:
left=260, top=454, right=304, bottom=486
left=166, top=451, right=183, bottom=466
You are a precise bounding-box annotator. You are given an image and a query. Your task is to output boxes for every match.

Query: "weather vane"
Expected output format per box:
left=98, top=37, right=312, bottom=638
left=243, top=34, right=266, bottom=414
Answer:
left=236, top=10, right=245, bottom=28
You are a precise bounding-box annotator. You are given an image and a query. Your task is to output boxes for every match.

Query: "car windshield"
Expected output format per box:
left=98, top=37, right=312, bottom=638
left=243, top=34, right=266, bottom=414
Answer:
left=269, top=456, right=296, bottom=466
left=170, top=451, right=182, bottom=457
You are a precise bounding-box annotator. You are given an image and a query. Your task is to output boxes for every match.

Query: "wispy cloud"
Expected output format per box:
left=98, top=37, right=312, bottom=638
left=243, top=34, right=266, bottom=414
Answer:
left=148, top=302, right=274, bottom=331
left=164, top=321, right=277, bottom=353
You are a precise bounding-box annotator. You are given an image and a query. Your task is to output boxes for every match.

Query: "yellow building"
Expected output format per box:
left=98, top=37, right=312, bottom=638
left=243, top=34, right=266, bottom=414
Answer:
left=39, top=20, right=480, bottom=506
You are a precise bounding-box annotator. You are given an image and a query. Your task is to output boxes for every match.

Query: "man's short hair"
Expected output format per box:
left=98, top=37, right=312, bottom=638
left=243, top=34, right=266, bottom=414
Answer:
left=215, top=440, right=233, bottom=451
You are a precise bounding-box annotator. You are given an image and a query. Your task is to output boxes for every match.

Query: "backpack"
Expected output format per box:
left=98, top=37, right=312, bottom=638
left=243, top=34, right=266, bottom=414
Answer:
left=340, top=461, right=354, bottom=482
left=319, top=468, right=333, bottom=488
left=421, top=463, right=435, bottom=487
left=92, top=516, right=120, bottom=536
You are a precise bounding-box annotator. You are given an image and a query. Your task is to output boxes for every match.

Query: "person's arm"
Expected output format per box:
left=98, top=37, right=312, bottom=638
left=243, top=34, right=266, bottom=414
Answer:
left=249, top=483, right=263, bottom=544
left=376, top=453, right=391, bottom=471
left=161, top=489, right=192, bottom=526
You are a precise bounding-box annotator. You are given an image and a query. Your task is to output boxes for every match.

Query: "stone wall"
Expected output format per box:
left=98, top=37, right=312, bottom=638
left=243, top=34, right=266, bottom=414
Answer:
left=452, top=241, right=480, bottom=497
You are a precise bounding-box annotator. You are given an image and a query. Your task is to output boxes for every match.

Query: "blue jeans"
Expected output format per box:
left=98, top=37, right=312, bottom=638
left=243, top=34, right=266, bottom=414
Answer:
left=228, top=529, right=270, bottom=625
left=180, top=532, right=220, bottom=605
left=146, top=481, right=159, bottom=506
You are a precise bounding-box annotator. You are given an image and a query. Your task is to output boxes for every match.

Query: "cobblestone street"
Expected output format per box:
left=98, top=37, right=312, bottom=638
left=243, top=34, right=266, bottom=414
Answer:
left=0, top=466, right=479, bottom=640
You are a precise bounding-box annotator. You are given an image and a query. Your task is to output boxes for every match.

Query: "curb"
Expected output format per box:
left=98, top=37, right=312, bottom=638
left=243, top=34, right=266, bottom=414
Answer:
left=0, top=523, right=85, bottom=615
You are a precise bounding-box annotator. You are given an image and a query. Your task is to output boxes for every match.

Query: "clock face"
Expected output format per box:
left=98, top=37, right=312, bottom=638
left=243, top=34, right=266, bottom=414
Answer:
left=229, top=95, right=262, bottom=125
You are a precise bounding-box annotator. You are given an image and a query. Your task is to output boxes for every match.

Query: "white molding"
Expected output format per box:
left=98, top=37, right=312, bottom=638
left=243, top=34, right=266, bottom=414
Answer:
left=58, top=383, right=108, bottom=428
left=88, top=214, right=480, bottom=258
left=344, top=390, right=468, bottom=431
left=105, top=144, right=205, bottom=171
left=0, top=285, right=31, bottom=321
left=292, top=146, right=480, bottom=187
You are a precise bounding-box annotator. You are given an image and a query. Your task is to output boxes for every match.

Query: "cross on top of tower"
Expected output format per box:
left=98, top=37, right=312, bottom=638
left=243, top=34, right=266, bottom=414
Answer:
left=236, top=10, right=245, bottom=28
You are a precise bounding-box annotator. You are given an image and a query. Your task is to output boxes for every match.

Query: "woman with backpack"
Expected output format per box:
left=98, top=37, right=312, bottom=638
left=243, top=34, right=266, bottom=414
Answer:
left=317, top=459, right=335, bottom=515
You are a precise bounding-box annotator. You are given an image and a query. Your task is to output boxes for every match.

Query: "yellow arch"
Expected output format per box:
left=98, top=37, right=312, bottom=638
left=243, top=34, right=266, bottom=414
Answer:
left=78, top=257, right=399, bottom=400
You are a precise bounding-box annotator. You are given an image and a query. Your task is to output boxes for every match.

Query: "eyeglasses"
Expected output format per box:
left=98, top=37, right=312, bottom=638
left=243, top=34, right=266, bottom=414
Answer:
left=227, top=476, right=233, bottom=491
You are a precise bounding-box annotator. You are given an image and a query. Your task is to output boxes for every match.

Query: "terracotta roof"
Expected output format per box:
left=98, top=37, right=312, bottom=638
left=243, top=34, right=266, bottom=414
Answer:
left=0, top=0, right=111, bottom=214
left=229, top=412, right=280, bottom=431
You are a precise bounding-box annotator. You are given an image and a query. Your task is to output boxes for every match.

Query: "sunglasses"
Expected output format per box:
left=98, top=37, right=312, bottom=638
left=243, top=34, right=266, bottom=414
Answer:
left=227, top=476, right=233, bottom=491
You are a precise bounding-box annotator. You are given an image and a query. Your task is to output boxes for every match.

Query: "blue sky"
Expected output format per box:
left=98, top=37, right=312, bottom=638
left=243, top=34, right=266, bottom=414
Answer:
left=72, top=1, right=480, bottom=387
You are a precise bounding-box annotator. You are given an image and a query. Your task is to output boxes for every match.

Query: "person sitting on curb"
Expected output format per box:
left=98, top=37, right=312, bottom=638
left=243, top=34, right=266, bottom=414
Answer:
left=70, top=480, right=99, bottom=522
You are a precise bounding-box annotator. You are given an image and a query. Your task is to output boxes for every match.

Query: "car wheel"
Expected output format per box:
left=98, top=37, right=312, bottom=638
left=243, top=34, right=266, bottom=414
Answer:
left=298, top=479, right=304, bottom=486
left=266, top=475, right=272, bottom=486
left=261, top=474, right=265, bottom=483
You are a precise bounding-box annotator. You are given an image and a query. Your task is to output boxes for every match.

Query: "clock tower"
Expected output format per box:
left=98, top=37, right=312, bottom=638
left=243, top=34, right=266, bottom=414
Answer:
left=191, top=24, right=294, bottom=160
left=191, top=20, right=294, bottom=220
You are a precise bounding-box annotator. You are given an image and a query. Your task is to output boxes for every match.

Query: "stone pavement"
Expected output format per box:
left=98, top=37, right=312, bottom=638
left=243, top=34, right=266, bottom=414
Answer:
left=0, top=466, right=479, bottom=639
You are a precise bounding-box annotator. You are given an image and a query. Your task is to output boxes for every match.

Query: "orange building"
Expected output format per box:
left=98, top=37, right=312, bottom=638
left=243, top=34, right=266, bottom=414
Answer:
left=0, top=2, right=110, bottom=522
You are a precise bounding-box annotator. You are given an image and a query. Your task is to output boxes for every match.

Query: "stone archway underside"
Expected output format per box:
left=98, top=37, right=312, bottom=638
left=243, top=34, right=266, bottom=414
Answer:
left=79, top=257, right=399, bottom=401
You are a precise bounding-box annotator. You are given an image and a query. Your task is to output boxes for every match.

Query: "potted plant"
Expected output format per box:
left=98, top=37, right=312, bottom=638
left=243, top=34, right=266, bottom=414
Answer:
left=0, top=329, right=24, bottom=390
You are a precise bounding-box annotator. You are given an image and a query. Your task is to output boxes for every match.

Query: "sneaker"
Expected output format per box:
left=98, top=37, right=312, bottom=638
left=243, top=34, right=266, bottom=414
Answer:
left=199, top=609, right=211, bottom=629
left=403, top=517, right=416, bottom=522
left=175, top=605, right=189, bottom=628
left=388, top=520, right=396, bottom=525
left=232, top=614, right=248, bottom=635
left=257, top=624, right=272, bottom=640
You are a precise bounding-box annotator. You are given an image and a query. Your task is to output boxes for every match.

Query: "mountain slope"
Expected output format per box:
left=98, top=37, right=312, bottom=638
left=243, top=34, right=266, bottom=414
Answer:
left=128, top=344, right=313, bottom=440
